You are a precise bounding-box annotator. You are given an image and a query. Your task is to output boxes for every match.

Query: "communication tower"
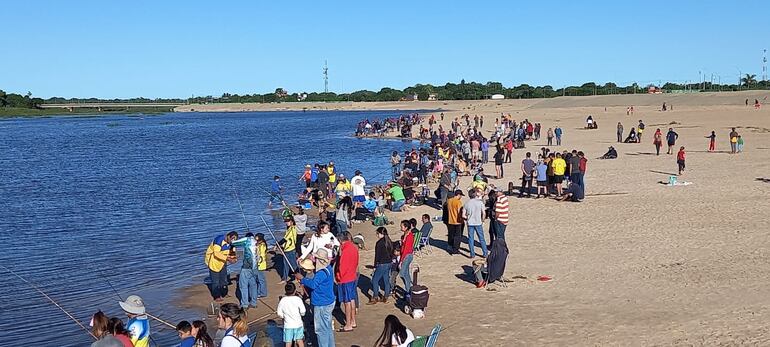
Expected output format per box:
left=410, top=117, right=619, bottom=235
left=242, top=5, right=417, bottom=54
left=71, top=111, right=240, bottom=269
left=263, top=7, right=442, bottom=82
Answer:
left=323, top=60, right=329, bottom=93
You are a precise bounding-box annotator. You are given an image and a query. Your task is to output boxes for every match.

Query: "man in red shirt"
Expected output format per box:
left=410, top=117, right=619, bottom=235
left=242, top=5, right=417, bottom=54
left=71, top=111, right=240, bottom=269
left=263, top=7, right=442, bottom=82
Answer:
left=577, top=151, right=588, bottom=197
left=398, top=220, right=415, bottom=297
left=336, top=232, right=359, bottom=332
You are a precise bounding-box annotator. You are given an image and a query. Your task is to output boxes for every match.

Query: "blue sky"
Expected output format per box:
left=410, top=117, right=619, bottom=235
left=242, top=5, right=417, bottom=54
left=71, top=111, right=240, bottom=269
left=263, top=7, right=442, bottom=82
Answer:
left=1, top=1, right=768, bottom=98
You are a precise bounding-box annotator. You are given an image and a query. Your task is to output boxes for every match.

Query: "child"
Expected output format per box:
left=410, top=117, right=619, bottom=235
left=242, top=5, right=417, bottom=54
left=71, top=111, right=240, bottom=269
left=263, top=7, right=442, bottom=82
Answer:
left=706, top=131, right=716, bottom=152
left=176, top=321, right=195, bottom=347
left=389, top=247, right=400, bottom=297
left=276, top=282, right=306, bottom=347
left=737, top=135, right=744, bottom=153
left=677, top=146, right=686, bottom=175
left=255, top=233, right=268, bottom=298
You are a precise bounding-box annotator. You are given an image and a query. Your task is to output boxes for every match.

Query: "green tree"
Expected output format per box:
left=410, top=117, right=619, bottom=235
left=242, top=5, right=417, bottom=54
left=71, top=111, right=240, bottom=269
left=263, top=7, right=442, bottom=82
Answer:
left=0, top=89, right=6, bottom=107
left=741, top=74, right=757, bottom=87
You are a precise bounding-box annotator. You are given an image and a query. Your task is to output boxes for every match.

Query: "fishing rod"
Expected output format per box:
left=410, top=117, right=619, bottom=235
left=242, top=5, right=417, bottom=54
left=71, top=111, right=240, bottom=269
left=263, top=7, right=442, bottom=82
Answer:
left=233, top=187, right=251, bottom=233
left=90, top=266, right=177, bottom=330
left=258, top=215, right=296, bottom=273
left=0, top=265, right=96, bottom=340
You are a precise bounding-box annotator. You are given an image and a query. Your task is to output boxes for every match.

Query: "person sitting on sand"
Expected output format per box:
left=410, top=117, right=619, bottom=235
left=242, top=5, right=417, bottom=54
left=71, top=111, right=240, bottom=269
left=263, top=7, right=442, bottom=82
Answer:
left=558, top=181, right=584, bottom=202
left=374, top=314, right=415, bottom=347
left=623, top=128, right=638, bottom=143
left=599, top=146, right=618, bottom=159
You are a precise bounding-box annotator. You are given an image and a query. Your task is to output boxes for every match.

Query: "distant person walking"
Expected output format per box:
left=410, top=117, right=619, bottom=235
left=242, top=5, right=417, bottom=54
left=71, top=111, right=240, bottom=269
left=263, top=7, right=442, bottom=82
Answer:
left=666, top=128, right=679, bottom=155
left=653, top=128, right=663, bottom=155
left=546, top=128, right=554, bottom=146
left=617, top=122, right=624, bottom=143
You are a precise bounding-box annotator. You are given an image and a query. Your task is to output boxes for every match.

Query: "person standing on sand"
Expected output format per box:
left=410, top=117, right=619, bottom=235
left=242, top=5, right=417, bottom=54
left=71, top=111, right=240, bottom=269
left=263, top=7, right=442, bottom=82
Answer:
left=666, top=128, right=679, bottom=155
left=336, top=232, right=359, bottom=332
left=637, top=120, right=645, bottom=141
left=555, top=126, right=563, bottom=146
left=204, top=231, right=238, bottom=302
left=617, top=122, right=624, bottom=143
left=369, top=227, right=394, bottom=304
left=351, top=170, right=366, bottom=208
left=504, top=138, right=513, bottom=163
left=729, top=128, right=739, bottom=154
left=297, top=248, right=336, bottom=347
left=231, top=232, right=259, bottom=310
left=398, top=220, right=416, bottom=296
left=520, top=152, right=535, bottom=198
left=493, top=188, right=509, bottom=240
left=653, top=129, right=663, bottom=155
left=547, top=128, right=554, bottom=146
left=551, top=153, right=567, bottom=196
left=276, top=282, right=306, bottom=347
left=737, top=135, right=744, bottom=153
left=705, top=131, right=716, bottom=152
left=535, top=159, right=548, bottom=198
left=677, top=146, right=686, bottom=175
left=277, top=219, right=298, bottom=283
left=578, top=151, right=588, bottom=197
left=494, top=145, right=505, bottom=179
left=481, top=138, right=490, bottom=164
left=446, top=190, right=465, bottom=255
left=463, top=190, right=488, bottom=259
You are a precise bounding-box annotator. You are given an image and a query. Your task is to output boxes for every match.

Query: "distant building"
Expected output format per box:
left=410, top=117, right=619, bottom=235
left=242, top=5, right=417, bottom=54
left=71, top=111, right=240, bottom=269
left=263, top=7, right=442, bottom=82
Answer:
left=298, top=93, right=308, bottom=101
left=491, top=94, right=505, bottom=100
left=400, top=94, right=419, bottom=102
left=428, top=94, right=438, bottom=101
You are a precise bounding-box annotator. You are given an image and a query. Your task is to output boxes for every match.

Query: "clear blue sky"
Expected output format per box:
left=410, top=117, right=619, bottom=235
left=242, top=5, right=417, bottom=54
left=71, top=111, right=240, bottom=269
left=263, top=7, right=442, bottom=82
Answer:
left=1, top=0, right=767, bottom=99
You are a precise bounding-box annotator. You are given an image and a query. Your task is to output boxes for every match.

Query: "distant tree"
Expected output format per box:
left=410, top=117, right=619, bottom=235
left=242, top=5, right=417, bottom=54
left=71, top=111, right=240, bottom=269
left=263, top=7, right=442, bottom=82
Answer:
left=741, top=74, right=757, bottom=87
left=0, top=89, right=6, bottom=107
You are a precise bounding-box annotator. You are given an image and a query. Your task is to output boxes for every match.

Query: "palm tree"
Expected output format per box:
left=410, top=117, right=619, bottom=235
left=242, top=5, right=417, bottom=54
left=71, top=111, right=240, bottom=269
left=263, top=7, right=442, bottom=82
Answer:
left=741, top=73, right=757, bottom=87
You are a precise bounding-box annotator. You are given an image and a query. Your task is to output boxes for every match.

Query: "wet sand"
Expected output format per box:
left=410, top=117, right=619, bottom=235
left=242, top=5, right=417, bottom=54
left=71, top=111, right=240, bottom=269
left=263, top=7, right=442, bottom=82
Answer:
left=176, top=91, right=770, bottom=346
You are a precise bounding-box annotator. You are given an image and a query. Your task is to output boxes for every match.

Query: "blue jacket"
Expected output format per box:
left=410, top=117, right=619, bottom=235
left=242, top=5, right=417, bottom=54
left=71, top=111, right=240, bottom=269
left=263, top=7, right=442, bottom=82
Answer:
left=301, top=265, right=335, bottom=306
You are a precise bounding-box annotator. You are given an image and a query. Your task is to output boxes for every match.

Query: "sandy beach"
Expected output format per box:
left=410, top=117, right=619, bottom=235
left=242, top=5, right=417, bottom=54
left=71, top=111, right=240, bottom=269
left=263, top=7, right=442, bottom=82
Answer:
left=177, top=90, right=770, bottom=346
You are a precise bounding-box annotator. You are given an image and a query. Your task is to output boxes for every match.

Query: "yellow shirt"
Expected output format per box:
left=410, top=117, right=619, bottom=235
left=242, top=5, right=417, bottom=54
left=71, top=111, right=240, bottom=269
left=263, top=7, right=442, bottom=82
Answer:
left=282, top=226, right=297, bottom=253
left=447, top=196, right=464, bottom=225
left=552, top=158, right=567, bottom=175
left=256, top=242, right=267, bottom=270
left=327, top=166, right=336, bottom=183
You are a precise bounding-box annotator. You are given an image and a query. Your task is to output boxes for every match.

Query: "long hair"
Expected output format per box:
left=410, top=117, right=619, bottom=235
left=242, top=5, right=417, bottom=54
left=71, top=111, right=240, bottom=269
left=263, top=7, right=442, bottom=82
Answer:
left=91, top=311, right=109, bottom=338
left=374, top=314, right=409, bottom=347
left=376, top=227, right=393, bottom=256
left=107, top=317, right=131, bottom=338
left=192, top=320, right=214, bottom=347
left=338, top=196, right=353, bottom=214
left=219, top=303, right=248, bottom=337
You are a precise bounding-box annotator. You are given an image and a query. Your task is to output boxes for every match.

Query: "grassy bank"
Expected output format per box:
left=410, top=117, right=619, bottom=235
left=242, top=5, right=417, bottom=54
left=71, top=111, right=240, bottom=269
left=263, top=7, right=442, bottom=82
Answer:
left=0, top=106, right=175, bottom=118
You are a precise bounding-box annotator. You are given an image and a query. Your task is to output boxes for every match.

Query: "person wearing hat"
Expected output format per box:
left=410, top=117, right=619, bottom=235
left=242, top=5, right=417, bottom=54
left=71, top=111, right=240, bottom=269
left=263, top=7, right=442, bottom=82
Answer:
left=300, top=164, right=313, bottom=190
left=120, top=295, right=150, bottom=347
left=297, top=248, right=336, bottom=347
left=351, top=170, right=366, bottom=209
left=446, top=189, right=465, bottom=255
left=334, top=173, right=351, bottom=199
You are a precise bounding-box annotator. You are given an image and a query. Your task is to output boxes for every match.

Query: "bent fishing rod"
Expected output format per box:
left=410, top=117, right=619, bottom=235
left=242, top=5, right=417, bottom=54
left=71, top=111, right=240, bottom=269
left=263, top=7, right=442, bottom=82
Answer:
left=258, top=215, right=296, bottom=274
left=0, top=265, right=96, bottom=340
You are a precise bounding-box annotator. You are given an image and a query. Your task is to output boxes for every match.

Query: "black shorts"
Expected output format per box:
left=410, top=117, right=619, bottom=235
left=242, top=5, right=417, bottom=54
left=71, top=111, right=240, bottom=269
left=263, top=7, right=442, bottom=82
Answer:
left=537, top=181, right=547, bottom=186
left=553, top=175, right=564, bottom=183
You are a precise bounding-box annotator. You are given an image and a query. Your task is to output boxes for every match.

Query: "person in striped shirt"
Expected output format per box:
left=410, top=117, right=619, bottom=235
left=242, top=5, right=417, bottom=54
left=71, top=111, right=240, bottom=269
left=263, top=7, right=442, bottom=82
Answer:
left=492, top=189, right=509, bottom=240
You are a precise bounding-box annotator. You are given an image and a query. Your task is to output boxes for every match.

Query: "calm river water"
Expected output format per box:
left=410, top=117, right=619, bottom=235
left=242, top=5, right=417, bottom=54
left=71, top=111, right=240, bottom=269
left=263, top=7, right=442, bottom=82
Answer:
left=0, top=110, right=421, bottom=346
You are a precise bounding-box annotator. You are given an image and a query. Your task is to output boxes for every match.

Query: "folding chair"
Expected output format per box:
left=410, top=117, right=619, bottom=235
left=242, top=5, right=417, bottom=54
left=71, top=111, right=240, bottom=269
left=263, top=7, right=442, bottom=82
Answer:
left=410, top=324, right=443, bottom=347
left=417, top=224, right=434, bottom=256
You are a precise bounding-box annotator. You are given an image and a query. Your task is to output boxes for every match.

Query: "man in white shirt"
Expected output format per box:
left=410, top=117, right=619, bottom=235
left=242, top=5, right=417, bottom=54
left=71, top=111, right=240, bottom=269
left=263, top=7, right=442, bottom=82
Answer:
left=463, top=189, right=488, bottom=258
left=351, top=170, right=366, bottom=208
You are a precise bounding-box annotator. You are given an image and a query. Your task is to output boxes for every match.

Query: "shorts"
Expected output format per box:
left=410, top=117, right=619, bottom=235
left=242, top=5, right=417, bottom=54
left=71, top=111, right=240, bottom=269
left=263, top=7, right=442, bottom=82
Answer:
left=537, top=180, right=547, bottom=186
left=553, top=175, right=564, bottom=183
left=353, top=195, right=366, bottom=203
left=677, top=159, right=685, bottom=170
left=283, top=327, right=304, bottom=342
left=338, top=280, right=357, bottom=303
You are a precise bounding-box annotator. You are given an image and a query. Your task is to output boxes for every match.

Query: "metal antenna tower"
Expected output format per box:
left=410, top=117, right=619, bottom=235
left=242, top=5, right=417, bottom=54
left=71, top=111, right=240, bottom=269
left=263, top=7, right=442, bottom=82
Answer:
left=323, top=60, right=329, bottom=93
left=763, top=49, right=767, bottom=82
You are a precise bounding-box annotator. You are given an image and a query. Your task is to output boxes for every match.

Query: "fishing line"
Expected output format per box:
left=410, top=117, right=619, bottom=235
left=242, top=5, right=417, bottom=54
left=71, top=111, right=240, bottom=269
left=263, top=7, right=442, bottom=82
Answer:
left=0, top=265, right=96, bottom=340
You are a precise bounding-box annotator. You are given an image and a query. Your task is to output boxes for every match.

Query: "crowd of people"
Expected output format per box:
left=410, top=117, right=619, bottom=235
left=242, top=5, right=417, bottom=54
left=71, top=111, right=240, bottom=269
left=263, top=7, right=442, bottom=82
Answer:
left=355, top=114, right=422, bottom=138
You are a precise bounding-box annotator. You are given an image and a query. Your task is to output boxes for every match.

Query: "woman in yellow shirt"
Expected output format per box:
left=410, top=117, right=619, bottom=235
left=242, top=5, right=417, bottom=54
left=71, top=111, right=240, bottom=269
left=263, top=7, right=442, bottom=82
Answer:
left=277, top=219, right=298, bottom=283
left=551, top=153, right=567, bottom=196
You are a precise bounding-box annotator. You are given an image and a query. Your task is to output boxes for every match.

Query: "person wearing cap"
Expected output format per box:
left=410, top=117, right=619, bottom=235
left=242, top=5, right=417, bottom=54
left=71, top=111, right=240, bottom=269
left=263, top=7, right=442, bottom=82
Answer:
left=277, top=219, right=298, bottom=284
left=334, top=173, right=351, bottom=199
left=204, top=231, right=239, bottom=302
left=351, top=170, right=366, bottom=208
left=297, top=248, right=336, bottom=347
left=300, top=165, right=313, bottom=191
left=327, top=162, right=337, bottom=198
left=446, top=189, right=465, bottom=255
left=119, top=295, right=150, bottom=347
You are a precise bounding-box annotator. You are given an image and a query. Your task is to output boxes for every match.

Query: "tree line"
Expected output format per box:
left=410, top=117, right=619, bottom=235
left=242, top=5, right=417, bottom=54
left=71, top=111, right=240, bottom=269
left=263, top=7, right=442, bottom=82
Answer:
left=2, top=74, right=768, bottom=109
